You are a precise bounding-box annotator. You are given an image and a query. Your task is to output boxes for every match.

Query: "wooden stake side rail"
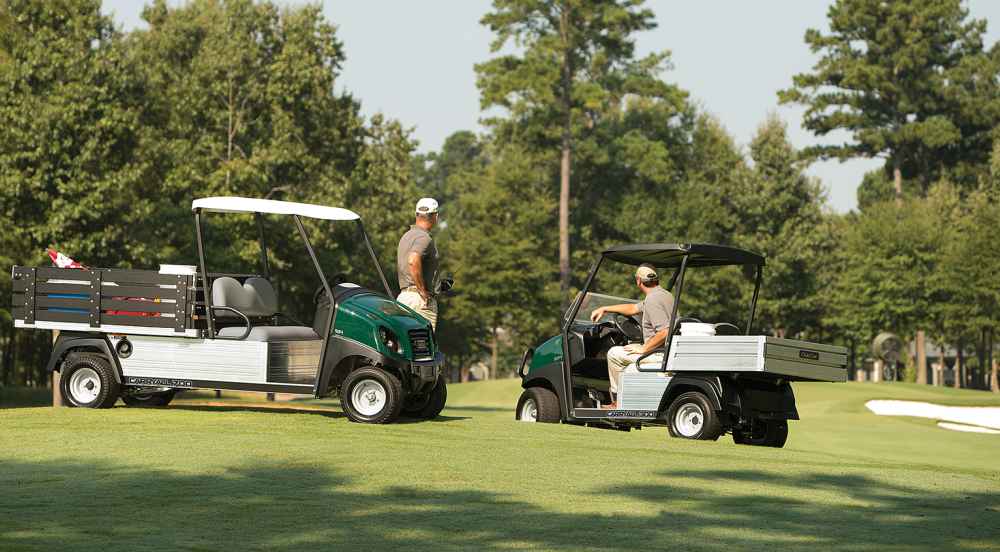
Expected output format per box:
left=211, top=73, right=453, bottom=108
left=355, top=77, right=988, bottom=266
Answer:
left=11, top=266, right=203, bottom=335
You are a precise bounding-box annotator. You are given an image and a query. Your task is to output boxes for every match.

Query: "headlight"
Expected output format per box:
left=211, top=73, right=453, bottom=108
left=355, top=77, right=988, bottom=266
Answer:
left=379, top=326, right=401, bottom=354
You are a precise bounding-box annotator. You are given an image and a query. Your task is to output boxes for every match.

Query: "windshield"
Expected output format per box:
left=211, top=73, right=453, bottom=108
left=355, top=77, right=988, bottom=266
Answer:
left=565, top=292, right=638, bottom=325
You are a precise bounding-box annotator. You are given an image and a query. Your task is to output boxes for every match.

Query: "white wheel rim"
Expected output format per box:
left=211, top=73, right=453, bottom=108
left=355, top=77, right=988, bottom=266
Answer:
left=519, top=398, right=537, bottom=422
left=351, top=380, right=387, bottom=417
left=69, top=367, right=101, bottom=404
left=674, top=403, right=704, bottom=437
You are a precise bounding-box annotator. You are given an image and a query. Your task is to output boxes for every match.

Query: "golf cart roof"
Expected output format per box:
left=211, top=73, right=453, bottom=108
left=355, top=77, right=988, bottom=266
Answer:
left=602, top=243, right=765, bottom=268
left=192, top=197, right=360, bottom=221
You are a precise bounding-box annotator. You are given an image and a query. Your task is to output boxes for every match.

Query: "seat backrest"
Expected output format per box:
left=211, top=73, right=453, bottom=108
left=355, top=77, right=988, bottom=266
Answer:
left=211, top=276, right=278, bottom=317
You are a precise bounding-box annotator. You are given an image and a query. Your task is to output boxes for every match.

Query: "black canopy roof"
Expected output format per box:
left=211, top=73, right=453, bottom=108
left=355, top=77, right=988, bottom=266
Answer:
left=601, top=243, right=765, bottom=268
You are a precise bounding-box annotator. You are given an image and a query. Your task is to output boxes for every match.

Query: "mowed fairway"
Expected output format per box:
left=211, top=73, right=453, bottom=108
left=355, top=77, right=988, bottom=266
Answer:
left=2, top=380, right=999, bottom=551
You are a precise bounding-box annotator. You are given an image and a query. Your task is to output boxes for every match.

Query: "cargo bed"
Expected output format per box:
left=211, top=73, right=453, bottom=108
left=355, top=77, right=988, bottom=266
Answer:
left=665, top=335, right=847, bottom=382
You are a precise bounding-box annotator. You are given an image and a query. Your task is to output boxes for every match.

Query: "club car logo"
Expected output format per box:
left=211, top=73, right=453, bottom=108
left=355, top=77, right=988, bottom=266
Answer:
left=799, top=350, right=820, bottom=361
left=124, top=376, right=193, bottom=388
left=606, top=410, right=657, bottom=418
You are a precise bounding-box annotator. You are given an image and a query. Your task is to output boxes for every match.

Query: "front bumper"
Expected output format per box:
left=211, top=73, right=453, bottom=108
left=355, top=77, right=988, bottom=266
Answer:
left=408, top=352, right=445, bottom=383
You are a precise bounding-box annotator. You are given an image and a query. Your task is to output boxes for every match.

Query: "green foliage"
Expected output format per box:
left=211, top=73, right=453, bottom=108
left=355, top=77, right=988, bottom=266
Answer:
left=779, top=0, right=999, bottom=193
left=734, top=116, right=829, bottom=338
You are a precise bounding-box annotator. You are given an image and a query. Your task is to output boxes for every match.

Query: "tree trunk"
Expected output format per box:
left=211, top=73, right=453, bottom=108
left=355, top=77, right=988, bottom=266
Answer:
left=915, top=330, right=927, bottom=385
left=558, top=5, right=572, bottom=308
left=893, top=162, right=903, bottom=205
left=990, top=329, right=997, bottom=393
left=937, top=345, right=946, bottom=387
left=489, top=329, right=498, bottom=381
left=872, top=359, right=883, bottom=383
left=954, top=339, right=963, bottom=389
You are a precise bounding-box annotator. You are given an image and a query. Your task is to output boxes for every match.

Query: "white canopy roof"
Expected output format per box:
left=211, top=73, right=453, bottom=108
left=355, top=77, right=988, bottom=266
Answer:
left=192, top=197, right=360, bottom=221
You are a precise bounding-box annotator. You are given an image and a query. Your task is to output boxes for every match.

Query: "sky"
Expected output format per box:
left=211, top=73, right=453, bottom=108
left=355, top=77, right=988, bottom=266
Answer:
left=103, top=0, right=1000, bottom=213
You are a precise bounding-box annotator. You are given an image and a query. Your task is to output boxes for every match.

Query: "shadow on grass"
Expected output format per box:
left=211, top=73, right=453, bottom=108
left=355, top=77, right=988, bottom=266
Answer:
left=0, top=387, right=51, bottom=409
left=166, top=403, right=346, bottom=419
left=1, top=459, right=996, bottom=552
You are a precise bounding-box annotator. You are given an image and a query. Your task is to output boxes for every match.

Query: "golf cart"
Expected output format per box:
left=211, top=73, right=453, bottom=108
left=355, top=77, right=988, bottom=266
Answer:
left=514, top=243, right=846, bottom=447
left=11, top=197, right=446, bottom=423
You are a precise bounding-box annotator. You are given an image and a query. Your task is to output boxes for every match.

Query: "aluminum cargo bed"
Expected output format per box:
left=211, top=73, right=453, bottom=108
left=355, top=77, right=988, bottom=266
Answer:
left=664, top=335, right=847, bottom=382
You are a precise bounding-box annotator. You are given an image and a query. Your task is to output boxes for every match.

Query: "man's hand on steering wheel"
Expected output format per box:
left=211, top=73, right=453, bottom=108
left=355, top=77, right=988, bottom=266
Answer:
left=590, top=307, right=607, bottom=323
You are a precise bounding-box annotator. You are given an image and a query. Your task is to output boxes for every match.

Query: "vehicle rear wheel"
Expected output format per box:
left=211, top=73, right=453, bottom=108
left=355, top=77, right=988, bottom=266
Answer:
left=733, top=419, right=788, bottom=448
left=340, top=367, right=403, bottom=424
left=515, top=387, right=559, bottom=423
left=122, top=389, right=176, bottom=407
left=666, top=391, right=721, bottom=440
left=61, top=354, right=119, bottom=409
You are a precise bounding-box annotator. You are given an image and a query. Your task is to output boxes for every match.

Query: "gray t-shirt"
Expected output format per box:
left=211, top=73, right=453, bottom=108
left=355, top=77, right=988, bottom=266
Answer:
left=636, top=286, right=675, bottom=343
left=397, top=225, right=438, bottom=291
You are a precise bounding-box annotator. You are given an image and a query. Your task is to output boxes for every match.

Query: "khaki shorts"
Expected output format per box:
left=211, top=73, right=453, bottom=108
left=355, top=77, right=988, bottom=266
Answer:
left=397, top=290, right=438, bottom=329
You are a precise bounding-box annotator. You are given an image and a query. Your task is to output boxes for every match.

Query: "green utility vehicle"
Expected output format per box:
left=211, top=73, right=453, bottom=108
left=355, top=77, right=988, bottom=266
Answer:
left=515, top=243, right=847, bottom=447
left=11, top=197, right=445, bottom=423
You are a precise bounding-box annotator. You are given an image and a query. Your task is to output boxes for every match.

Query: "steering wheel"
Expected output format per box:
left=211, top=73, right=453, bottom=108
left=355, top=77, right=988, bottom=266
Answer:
left=612, top=313, right=643, bottom=343
left=312, top=273, right=350, bottom=305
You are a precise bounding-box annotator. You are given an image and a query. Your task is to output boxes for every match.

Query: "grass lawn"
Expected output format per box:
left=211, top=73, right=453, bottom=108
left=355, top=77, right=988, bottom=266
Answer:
left=2, top=380, right=999, bottom=551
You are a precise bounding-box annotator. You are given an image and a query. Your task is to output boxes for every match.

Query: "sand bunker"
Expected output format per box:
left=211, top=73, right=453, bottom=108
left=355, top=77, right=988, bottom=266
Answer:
left=865, top=400, right=1000, bottom=434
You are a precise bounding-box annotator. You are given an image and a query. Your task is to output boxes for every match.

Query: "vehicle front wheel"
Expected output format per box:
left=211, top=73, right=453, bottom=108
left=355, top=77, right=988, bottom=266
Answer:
left=515, top=387, right=559, bottom=423
left=733, top=419, right=788, bottom=448
left=61, top=354, right=119, bottom=409
left=403, top=375, right=448, bottom=419
left=122, top=389, right=176, bottom=407
left=340, top=367, right=404, bottom=424
left=666, top=391, right=722, bottom=440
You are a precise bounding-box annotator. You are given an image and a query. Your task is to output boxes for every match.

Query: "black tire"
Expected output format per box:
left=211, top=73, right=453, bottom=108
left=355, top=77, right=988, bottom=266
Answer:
left=122, top=389, right=177, bottom=407
left=60, top=353, right=119, bottom=409
left=403, top=376, right=448, bottom=419
left=515, top=387, right=560, bottom=423
left=733, top=419, right=789, bottom=448
left=666, top=391, right=722, bottom=440
left=340, top=367, right=404, bottom=424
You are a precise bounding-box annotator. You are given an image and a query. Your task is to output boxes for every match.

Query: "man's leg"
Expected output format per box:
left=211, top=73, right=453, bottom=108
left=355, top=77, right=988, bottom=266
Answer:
left=606, top=346, right=636, bottom=403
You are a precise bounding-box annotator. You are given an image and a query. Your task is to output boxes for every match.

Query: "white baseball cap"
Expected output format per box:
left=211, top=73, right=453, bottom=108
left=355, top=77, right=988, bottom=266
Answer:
left=416, top=197, right=439, bottom=215
left=636, top=264, right=658, bottom=283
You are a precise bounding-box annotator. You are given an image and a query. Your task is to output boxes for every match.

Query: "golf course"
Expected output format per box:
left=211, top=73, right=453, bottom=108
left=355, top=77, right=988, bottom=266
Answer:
left=1, top=380, right=998, bottom=551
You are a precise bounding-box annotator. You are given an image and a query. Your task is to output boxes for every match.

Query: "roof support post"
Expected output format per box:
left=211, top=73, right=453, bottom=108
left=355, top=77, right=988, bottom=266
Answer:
left=254, top=212, right=271, bottom=279
left=747, top=265, right=763, bottom=335
left=659, top=254, right=688, bottom=371
left=358, top=220, right=393, bottom=297
left=194, top=210, right=215, bottom=338
left=293, top=215, right=336, bottom=396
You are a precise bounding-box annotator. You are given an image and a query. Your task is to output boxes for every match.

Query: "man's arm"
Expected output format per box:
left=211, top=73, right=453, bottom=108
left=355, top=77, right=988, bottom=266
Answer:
left=632, top=328, right=668, bottom=354
left=407, top=252, right=430, bottom=301
left=589, top=302, right=641, bottom=322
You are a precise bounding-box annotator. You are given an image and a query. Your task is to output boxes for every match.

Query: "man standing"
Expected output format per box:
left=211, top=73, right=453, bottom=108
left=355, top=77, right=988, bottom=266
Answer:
left=589, top=264, right=674, bottom=409
left=397, top=198, right=440, bottom=328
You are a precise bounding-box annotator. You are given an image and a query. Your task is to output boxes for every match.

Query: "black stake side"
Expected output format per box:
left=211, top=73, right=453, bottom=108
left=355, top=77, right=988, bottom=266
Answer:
left=659, top=254, right=688, bottom=371
left=560, top=256, right=603, bottom=419
left=194, top=210, right=215, bottom=338
left=293, top=215, right=336, bottom=398
left=255, top=212, right=271, bottom=279
left=358, top=220, right=393, bottom=297
left=747, top=265, right=763, bottom=335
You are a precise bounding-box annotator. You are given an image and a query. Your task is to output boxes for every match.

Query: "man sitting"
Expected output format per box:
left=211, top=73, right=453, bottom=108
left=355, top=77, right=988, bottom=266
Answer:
left=589, top=264, right=675, bottom=409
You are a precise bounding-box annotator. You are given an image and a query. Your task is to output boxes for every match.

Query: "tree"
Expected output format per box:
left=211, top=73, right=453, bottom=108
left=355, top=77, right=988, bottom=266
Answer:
left=735, top=116, right=829, bottom=339
left=0, top=0, right=153, bottom=385
left=476, top=0, right=682, bottom=305
left=435, top=142, right=559, bottom=378
left=779, top=0, right=998, bottom=201
left=132, top=0, right=371, bottom=318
